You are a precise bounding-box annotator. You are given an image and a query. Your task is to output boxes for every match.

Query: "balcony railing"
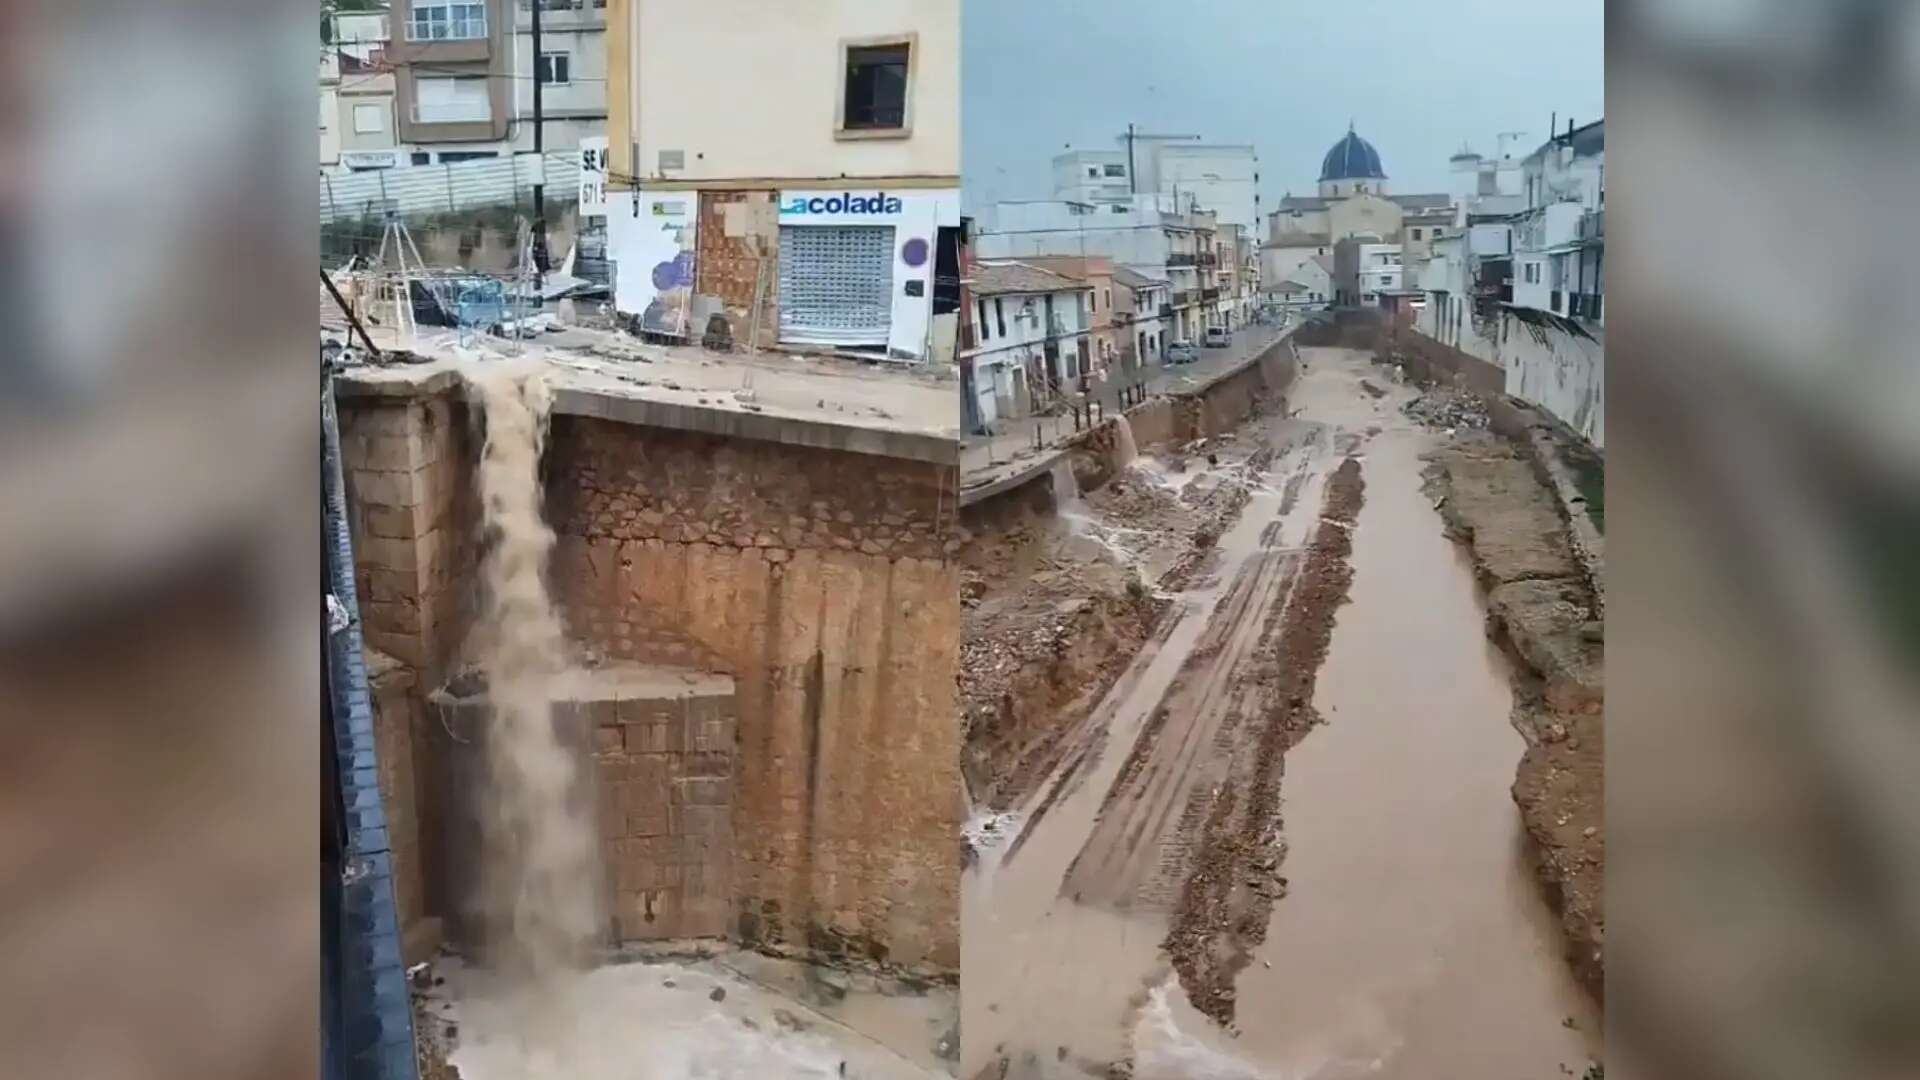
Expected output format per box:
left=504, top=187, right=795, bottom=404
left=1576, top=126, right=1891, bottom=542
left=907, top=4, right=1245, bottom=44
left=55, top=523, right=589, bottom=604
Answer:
left=1172, top=289, right=1197, bottom=306
left=1567, top=293, right=1604, bottom=321
left=1197, top=251, right=1218, bottom=267
left=1579, top=209, right=1605, bottom=242
left=1165, top=253, right=1196, bottom=267
left=1158, top=303, right=1174, bottom=318
left=1201, top=287, right=1221, bottom=302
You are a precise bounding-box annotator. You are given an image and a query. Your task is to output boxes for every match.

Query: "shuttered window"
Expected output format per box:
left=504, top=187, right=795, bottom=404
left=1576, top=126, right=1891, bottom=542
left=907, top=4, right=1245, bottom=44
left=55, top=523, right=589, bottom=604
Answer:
left=777, top=225, right=895, bottom=347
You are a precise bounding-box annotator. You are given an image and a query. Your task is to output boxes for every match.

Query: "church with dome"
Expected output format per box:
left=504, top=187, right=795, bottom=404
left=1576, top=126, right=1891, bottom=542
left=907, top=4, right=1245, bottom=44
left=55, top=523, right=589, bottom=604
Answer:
left=1262, top=125, right=1459, bottom=311
left=1318, top=125, right=1390, bottom=198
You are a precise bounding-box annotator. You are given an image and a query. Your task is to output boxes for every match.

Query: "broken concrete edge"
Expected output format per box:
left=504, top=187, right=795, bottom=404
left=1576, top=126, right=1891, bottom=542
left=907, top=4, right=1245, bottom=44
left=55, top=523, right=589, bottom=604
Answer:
left=1519, top=424, right=1606, bottom=619
left=957, top=446, right=1070, bottom=508
left=333, top=365, right=960, bottom=468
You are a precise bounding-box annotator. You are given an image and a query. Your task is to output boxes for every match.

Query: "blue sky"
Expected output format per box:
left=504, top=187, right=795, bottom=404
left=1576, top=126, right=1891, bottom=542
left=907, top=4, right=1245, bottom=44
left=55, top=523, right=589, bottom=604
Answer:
left=962, top=0, right=1604, bottom=211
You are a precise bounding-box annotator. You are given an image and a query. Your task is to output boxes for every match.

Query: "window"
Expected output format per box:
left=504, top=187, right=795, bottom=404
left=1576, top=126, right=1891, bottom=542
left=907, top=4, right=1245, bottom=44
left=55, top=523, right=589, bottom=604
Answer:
left=536, top=52, right=570, bottom=85
left=407, top=1, right=485, bottom=41
left=437, top=150, right=498, bottom=163
left=977, top=300, right=990, bottom=341
left=1087, top=166, right=1100, bottom=178
left=842, top=41, right=910, bottom=132
left=1411, top=228, right=1423, bottom=240
left=1110, top=204, right=1126, bottom=214
left=995, top=297, right=1006, bottom=337
left=411, top=151, right=432, bottom=166
left=1103, top=163, right=1125, bottom=177
left=414, top=76, right=490, bottom=123
left=1104, top=288, right=1111, bottom=311
left=352, top=103, right=386, bottom=134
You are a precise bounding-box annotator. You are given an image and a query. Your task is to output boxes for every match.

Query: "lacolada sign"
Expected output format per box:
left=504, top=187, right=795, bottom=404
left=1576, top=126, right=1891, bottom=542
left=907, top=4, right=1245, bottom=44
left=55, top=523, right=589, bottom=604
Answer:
left=777, top=190, right=912, bottom=223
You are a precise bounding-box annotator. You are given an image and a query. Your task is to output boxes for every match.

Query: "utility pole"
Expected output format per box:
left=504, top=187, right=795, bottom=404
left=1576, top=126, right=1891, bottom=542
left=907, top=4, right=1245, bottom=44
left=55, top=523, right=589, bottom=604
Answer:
left=1126, top=123, right=1136, bottom=195
left=530, top=0, right=549, bottom=274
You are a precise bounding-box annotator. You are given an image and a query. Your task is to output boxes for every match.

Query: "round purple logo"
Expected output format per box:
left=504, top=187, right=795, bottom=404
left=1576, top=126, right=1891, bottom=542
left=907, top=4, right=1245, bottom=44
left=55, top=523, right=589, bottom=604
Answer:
left=901, top=237, right=930, bottom=268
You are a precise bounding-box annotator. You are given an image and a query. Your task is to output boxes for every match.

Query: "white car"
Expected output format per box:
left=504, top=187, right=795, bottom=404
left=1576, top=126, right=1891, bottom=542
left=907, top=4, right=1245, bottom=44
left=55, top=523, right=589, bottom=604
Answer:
left=1203, top=326, right=1231, bottom=348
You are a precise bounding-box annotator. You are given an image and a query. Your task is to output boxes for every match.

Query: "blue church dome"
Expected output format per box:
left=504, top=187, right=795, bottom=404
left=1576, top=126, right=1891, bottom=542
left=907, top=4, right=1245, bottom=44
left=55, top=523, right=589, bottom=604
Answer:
left=1320, top=128, right=1387, bottom=181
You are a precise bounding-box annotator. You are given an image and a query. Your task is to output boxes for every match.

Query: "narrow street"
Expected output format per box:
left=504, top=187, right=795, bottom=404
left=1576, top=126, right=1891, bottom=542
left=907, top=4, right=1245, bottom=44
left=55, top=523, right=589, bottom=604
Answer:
left=961, top=324, right=1293, bottom=496
left=962, top=347, right=1597, bottom=1079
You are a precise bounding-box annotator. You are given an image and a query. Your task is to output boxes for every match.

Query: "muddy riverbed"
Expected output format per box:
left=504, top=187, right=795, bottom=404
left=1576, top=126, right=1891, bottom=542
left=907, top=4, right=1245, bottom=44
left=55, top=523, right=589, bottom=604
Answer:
left=961, top=347, right=1602, bottom=1078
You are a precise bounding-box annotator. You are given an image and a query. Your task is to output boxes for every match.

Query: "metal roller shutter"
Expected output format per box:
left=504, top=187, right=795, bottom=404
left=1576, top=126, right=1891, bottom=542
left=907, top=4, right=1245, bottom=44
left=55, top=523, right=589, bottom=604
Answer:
left=777, top=225, right=895, bottom=347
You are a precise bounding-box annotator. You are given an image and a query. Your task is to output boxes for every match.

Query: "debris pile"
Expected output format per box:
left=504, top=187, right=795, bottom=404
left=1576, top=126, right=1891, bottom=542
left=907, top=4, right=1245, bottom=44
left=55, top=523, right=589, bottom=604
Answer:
left=1403, top=387, right=1491, bottom=431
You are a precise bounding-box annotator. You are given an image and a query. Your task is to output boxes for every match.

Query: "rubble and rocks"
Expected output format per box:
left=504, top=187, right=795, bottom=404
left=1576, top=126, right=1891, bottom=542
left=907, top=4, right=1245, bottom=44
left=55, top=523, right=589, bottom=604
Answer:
left=411, top=977, right=463, bottom=1080
left=960, top=444, right=1258, bottom=811
left=1402, top=387, right=1491, bottom=431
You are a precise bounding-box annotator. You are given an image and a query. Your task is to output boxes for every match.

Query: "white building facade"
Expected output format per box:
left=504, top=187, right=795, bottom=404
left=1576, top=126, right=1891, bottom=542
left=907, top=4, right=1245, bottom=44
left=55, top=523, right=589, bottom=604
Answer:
left=605, top=0, right=961, bottom=361
left=962, top=262, right=1093, bottom=424
left=1414, top=121, right=1605, bottom=447
left=973, top=195, right=1216, bottom=344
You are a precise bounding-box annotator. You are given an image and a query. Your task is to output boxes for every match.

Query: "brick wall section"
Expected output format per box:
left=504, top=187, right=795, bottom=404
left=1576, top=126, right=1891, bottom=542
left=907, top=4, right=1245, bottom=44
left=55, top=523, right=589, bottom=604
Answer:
left=548, top=417, right=953, bottom=562
left=340, top=391, right=962, bottom=979
left=339, top=395, right=482, bottom=954
left=586, top=684, right=737, bottom=941
left=433, top=677, right=738, bottom=946
left=545, top=415, right=962, bottom=977
left=337, top=394, right=481, bottom=682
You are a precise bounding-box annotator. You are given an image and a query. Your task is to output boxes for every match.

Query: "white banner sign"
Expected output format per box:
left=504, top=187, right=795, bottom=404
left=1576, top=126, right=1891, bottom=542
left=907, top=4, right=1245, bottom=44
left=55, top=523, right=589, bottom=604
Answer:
left=579, top=137, right=609, bottom=217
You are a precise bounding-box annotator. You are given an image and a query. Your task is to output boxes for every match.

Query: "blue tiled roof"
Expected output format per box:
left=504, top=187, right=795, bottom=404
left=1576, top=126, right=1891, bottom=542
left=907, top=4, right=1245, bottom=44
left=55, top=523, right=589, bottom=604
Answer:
left=1320, top=130, right=1387, bottom=181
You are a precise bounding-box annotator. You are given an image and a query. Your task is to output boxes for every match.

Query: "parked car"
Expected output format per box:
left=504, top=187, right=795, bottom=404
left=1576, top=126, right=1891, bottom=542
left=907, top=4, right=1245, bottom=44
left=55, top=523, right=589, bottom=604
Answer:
left=1203, top=326, right=1231, bottom=348
left=1165, top=340, right=1199, bottom=364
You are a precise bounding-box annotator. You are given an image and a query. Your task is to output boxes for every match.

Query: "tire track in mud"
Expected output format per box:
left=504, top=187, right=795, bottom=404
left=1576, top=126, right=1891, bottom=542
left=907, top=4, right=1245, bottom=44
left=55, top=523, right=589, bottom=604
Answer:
left=1163, top=455, right=1367, bottom=1026
left=1052, top=442, right=1320, bottom=913
left=1061, top=547, right=1301, bottom=911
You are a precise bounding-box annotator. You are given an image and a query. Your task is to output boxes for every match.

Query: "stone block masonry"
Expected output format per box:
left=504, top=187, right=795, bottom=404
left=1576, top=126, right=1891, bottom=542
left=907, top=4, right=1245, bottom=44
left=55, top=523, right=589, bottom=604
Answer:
left=432, top=670, right=739, bottom=946
left=545, top=415, right=962, bottom=978
left=336, top=380, right=961, bottom=982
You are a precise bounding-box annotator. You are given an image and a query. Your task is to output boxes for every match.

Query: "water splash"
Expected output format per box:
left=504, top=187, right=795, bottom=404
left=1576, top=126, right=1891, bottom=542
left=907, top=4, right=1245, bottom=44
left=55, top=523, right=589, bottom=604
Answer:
left=1049, top=457, right=1081, bottom=510
left=1112, top=414, right=1139, bottom=471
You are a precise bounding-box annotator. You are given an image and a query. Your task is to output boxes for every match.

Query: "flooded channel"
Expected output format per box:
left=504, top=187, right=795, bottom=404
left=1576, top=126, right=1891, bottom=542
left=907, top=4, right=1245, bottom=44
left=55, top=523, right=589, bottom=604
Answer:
left=963, top=400, right=1338, bottom=1078
left=964, top=348, right=1600, bottom=1078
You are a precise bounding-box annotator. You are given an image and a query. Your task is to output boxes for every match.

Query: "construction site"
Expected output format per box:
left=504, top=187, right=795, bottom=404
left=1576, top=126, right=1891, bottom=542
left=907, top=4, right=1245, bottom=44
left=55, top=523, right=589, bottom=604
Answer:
left=958, top=315, right=1605, bottom=1079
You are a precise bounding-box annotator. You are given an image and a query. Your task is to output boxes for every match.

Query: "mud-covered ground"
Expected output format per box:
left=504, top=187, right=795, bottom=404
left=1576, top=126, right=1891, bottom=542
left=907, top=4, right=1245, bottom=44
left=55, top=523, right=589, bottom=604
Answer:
left=1162, top=456, right=1365, bottom=1025
left=1416, top=410, right=1606, bottom=999
left=958, top=433, right=1265, bottom=814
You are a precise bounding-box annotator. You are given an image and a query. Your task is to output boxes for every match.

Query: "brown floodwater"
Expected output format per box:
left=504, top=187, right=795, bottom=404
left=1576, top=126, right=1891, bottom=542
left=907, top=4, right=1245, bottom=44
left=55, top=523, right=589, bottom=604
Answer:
left=965, top=348, right=1600, bottom=1079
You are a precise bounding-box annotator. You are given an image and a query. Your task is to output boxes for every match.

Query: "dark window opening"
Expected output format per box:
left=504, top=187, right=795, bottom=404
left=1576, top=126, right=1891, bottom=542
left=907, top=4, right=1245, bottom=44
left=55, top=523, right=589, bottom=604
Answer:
left=844, top=43, right=909, bottom=130
left=995, top=297, right=1006, bottom=337
left=932, top=226, right=961, bottom=315
left=536, top=52, right=570, bottom=85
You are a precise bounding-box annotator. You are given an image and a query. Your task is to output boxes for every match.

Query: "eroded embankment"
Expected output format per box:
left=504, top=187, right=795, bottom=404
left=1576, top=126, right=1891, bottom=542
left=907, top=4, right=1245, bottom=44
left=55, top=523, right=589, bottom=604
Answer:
left=959, top=459, right=1253, bottom=815
left=1422, top=433, right=1605, bottom=998
left=1163, top=456, right=1365, bottom=1025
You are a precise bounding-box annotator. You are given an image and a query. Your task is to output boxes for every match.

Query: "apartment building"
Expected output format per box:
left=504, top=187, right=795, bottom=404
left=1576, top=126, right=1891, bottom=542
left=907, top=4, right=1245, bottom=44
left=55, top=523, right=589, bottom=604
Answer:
left=321, top=10, right=402, bottom=171
left=327, top=0, right=606, bottom=168
left=603, top=0, right=960, bottom=361
left=974, top=194, right=1216, bottom=345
